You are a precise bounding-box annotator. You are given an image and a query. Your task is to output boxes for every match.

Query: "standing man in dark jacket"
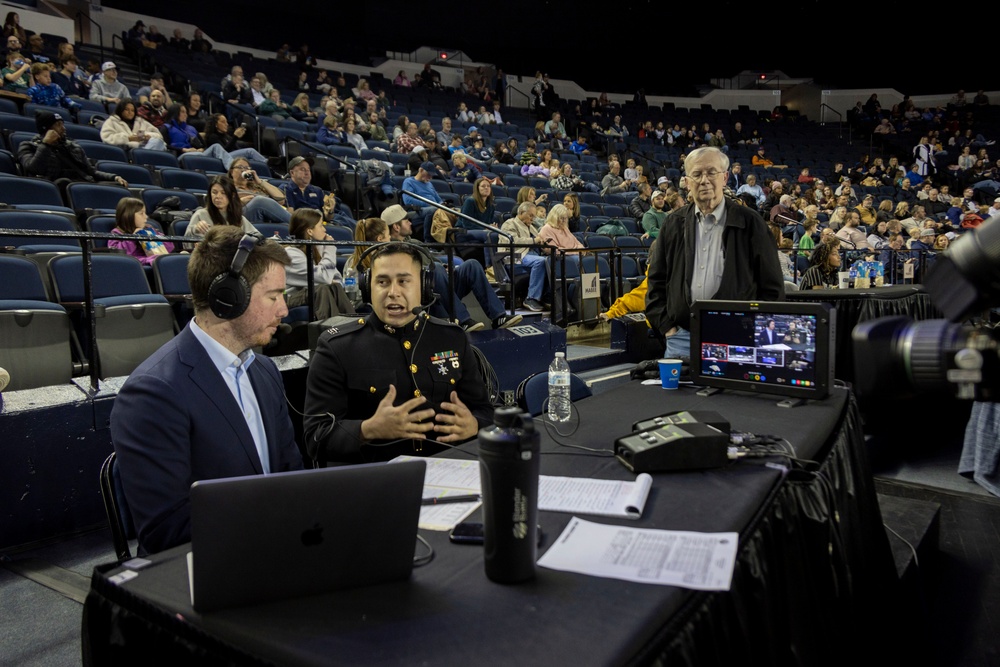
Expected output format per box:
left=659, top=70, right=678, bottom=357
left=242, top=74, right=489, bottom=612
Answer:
left=18, top=110, right=127, bottom=186
left=646, top=147, right=784, bottom=358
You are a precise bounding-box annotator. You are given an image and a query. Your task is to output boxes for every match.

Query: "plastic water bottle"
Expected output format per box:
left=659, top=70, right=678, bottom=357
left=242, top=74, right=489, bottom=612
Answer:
left=344, top=266, right=360, bottom=306
left=547, top=352, right=571, bottom=422
left=848, top=264, right=857, bottom=288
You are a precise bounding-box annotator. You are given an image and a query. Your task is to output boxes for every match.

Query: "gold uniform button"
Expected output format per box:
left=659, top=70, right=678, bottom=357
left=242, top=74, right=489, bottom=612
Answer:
left=413, top=389, right=421, bottom=397
left=403, top=341, right=412, bottom=350
left=450, top=378, right=455, bottom=385
left=369, top=386, right=376, bottom=393
left=357, top=318, right=364, bottom=325
left=410, top=364, right=418, bottom=374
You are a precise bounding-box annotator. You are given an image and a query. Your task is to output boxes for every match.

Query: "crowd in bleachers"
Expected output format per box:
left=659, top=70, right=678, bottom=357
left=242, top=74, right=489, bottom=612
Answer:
left=2, top=9, right=1000, bottom=390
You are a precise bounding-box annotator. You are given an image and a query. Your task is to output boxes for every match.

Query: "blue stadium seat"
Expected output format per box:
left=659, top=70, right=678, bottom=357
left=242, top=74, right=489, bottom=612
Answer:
left=95, top=161, right=157, bottom=187
left=152, top=253, right=193, bottom=327
left=65, top=182, right=132, bottom=220
left=159, top=168, right=210, bottom=194
left=132, top=148, right=180, bottom=170
left=178, top=153, right=226, bottom=174
left=76, top=140, right=129, bottom=164
left=141, top=188, right=199, bottom=214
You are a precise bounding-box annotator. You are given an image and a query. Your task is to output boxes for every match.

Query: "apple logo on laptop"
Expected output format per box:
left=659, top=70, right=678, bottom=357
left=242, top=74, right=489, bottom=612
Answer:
left=301, top=523, right=324, bottom=546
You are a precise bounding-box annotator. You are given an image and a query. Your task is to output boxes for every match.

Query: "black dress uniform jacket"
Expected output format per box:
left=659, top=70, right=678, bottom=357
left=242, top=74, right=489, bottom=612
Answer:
left=304, top=312, right=494, bottom=464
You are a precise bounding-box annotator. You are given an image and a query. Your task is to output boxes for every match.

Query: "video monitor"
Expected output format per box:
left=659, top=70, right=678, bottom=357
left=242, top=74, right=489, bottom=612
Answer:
left=689, top=300, right=836, bottom=400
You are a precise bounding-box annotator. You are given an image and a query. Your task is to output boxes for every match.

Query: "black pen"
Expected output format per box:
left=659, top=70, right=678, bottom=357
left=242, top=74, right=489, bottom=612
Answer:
left=421, top=494, right=481, bottom=506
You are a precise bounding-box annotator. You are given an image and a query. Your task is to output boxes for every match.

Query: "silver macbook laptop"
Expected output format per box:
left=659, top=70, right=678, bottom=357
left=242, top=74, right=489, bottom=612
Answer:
left=189, top=459, right=426, bottom=612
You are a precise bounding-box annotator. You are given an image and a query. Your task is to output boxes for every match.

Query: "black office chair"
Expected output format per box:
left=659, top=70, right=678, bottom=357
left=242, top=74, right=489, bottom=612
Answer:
left=515, top=370, right=592, bottom=417
left=99, top=452, right=134, bottom=562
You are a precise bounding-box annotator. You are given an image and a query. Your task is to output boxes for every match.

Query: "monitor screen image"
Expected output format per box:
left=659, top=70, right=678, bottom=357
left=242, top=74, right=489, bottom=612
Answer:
left=690, top=301, right=835, bottom=400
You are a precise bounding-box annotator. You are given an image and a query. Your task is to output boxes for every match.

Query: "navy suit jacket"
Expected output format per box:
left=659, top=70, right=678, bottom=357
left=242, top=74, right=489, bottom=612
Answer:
left=111, top=324, right=303, bottom=555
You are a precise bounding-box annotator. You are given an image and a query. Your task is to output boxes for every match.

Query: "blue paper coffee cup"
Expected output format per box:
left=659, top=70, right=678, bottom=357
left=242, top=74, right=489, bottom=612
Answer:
left=658, top=358, right=682, bottom=389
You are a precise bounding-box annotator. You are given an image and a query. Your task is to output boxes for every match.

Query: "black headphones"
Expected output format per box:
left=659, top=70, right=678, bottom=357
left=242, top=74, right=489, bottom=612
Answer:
left=357, top=242, right=436, bottom=306
left=207, top=232, right=265, bottom=319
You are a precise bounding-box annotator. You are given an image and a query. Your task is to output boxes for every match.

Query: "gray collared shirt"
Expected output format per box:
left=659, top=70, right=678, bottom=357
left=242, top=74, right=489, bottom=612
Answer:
left=691, top=200, right=727, bottom=302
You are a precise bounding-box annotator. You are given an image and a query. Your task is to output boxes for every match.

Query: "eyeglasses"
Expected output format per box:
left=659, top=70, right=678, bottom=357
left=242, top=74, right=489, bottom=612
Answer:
left=688, top=170, right=725, bottom=181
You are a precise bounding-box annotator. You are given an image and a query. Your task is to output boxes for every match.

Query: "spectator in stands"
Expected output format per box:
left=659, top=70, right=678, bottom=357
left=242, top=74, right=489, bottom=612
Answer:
left=401, top=161, right=442, bottom=239
left=641, top=190, right=667, bottom=240
left=290, top=93, right=317, bottom=122
left=26, top=63, right=80, bottom=114
left=342, top=117, right=367, bottom=154
left=396, top=121, right=426, bottom=155
left=628, top=183, right=653, bottom=219
left=185, top=176, right=258, bottom=249
left=258, top=88, right=292, bottom=120
left=228, top=157, right=288, bottom=224
left=736, top=173, right=766, bottom=208
left=458, top=176, right=495, bottom=237
left=222, top=71, right=252, bottom=106
left=100, top=100, right=167, bottom=151
left=285, top=208, right=352, bottom=319
left=835, top=210, right=871, bottom=250
left=89, top=61, right=128, bottom=104
left=190, top=28, right=212, bottom=54
left=136, top=72, right=171, bottom=106
left=798, top=241, right=841, bottom=290
left=18, top=111, right=128, bottom=186
left=108, top=197, right=175, bottom=264
left=126, top=20, right=147, bottom=47
left=137, top=88, right=168, bottom=127
left=561, top=193, right=582, bottom=232
left=3, top=12, right=26, bottom=47
left=51, top=55, right=87, bottom=98
left=545, top=112, right=567, bottom=139
left=2, top=49, right=31, bottom=92
left=913, top=136, right=936, bottom=178
left=343, top=217, right=393, bottom=283
left=367, top=112, right=388, bottom=142
left=353, top=79, right=376, bottom=102
left=855, top=194, right=877, bottom=226
left=449, top=153, right=481, bottom=183
left=752, top=146, right=774, bottom=168
left=203, top=113, right=266, bottom=164
left=500, top=202, right=548, bottom=311
left=601, top=161, right=634, bottom=196
left=866, top=220, right=890, bottom=250
left=181, top=91, right=207, bottom=132
left=316, top=114, right=345, bottom=146
left=248, top=75, right=267, bottom=107
left=436, top=117, right=454, bottom=147
left=393, top=70, right=410, bottom=87
left=280, top=156, right=327, bottom=212
left=537, top=203, right=584, bottom=252
left=169, top=29, right=189, bottom=50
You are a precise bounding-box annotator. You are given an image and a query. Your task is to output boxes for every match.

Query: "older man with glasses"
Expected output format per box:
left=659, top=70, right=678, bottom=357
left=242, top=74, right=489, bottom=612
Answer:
left=646, top=146, right=784, bottom=358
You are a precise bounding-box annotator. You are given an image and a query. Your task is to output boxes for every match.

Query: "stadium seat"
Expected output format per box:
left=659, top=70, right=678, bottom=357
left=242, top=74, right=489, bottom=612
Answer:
left=76, top=140, right=129, bottom=164
left=178, top=153, right=226, bottom=174
left=159, top=168, right=210, bottom=194
left=0, top=255, right=75, bottom=390
left=132, top=148, right=180, bottom=170
left=65, top=182, right=132, bottom=220
left=48, top=254, right=175, bottom=378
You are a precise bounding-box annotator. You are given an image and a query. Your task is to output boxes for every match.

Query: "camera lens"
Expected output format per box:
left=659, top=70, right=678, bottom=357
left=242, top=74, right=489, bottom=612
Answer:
left=242, top=171, right=254, bottom=180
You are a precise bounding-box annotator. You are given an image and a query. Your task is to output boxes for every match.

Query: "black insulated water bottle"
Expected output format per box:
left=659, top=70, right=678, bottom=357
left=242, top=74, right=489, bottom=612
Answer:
left=478, top=407, right=540, bottom=583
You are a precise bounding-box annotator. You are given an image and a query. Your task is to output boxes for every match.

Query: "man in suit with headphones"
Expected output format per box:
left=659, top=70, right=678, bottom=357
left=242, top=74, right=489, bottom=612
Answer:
left=304, top=242, right=494, bottom=465
left=111, top=226, right=303, bottom=555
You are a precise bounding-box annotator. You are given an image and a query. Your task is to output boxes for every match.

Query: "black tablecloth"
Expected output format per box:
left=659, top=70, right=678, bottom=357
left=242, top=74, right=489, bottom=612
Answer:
left=83, top=382, right=896, bottom=667
left=787, top=285, right=942, bottom=382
